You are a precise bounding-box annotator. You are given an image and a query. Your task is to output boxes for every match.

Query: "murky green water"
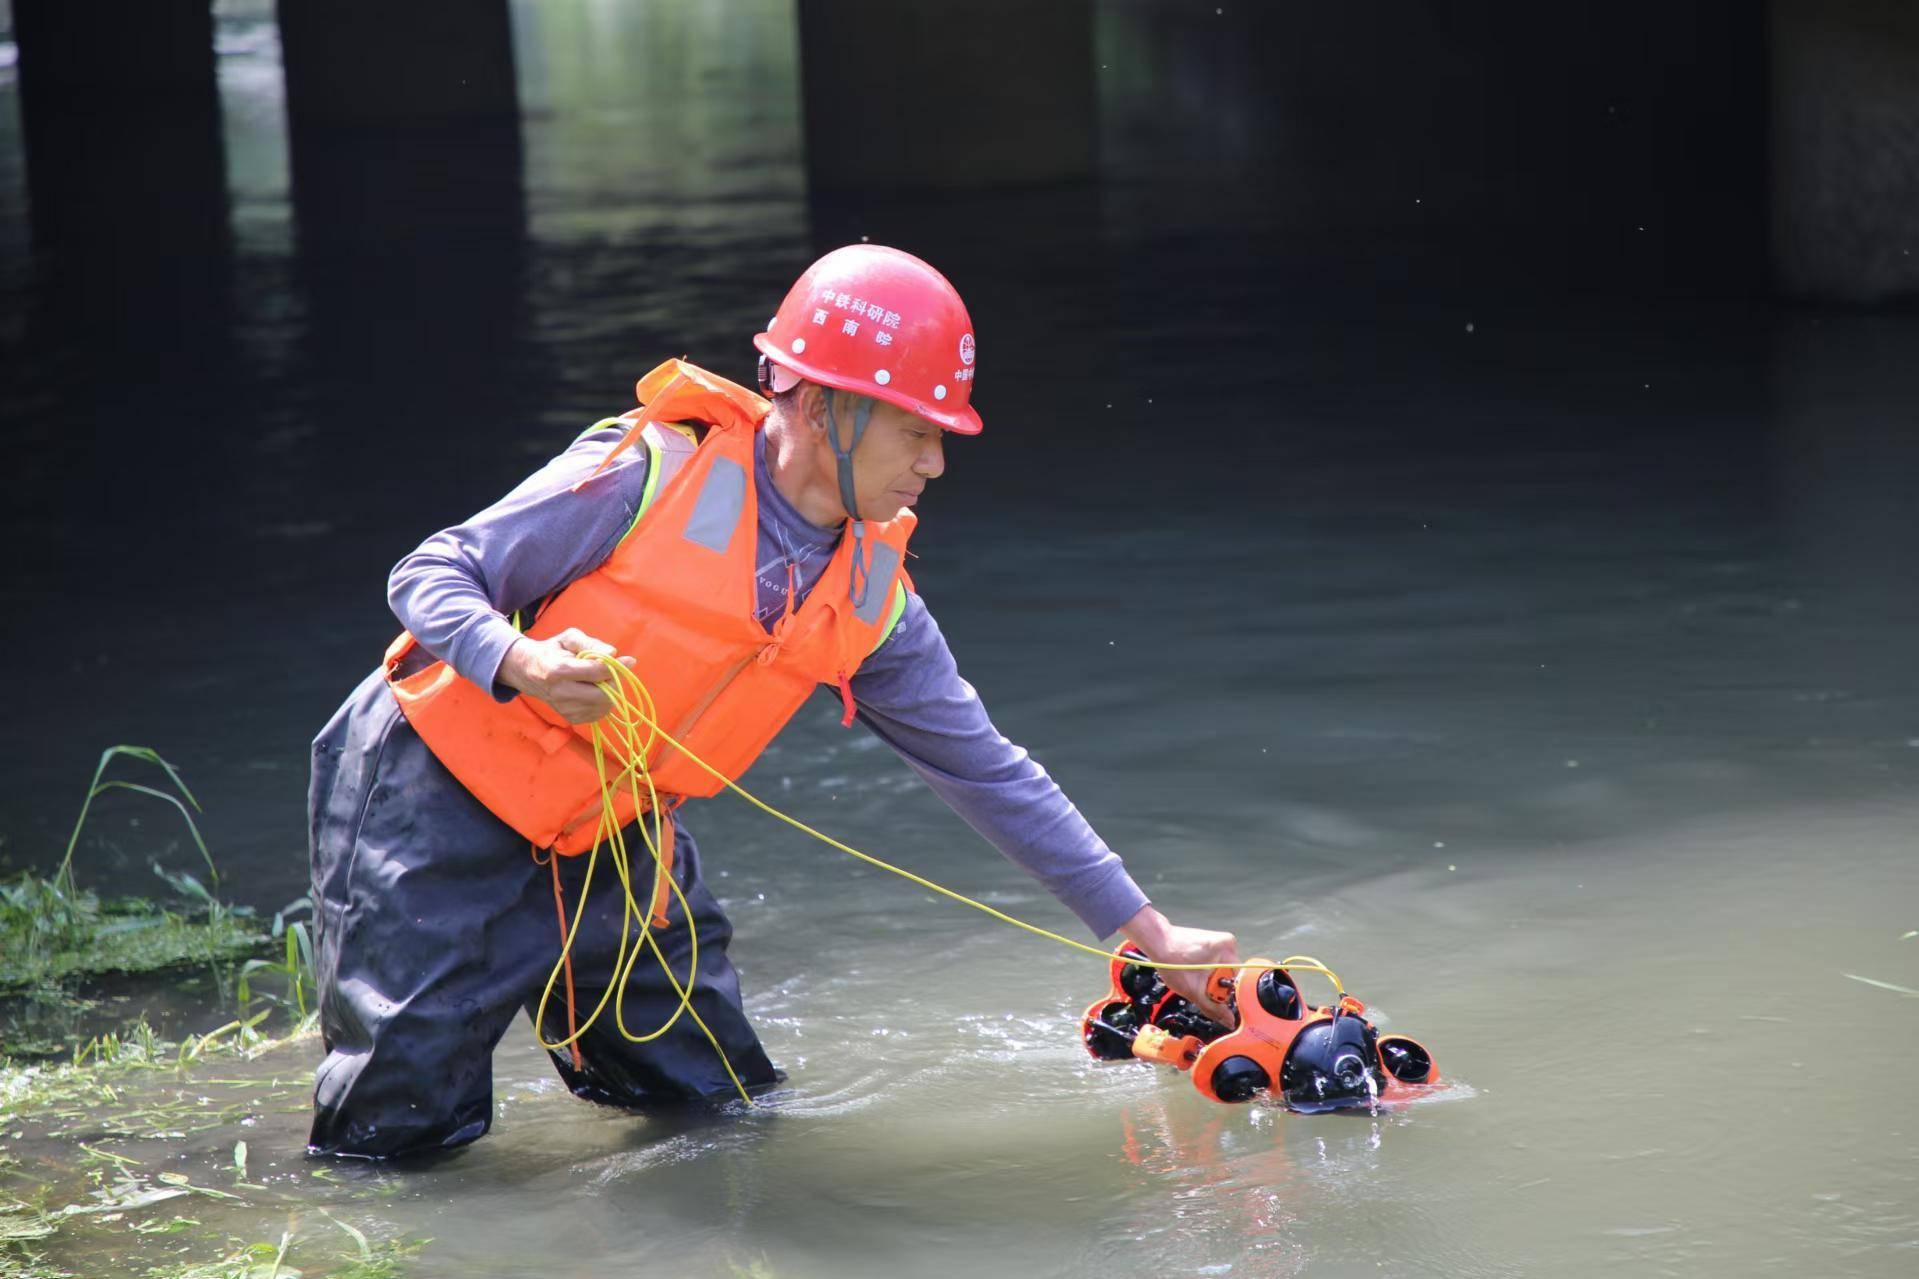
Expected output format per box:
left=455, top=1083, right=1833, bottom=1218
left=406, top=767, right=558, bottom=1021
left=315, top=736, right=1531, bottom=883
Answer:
left=3, top=2, right=1917, bottom=1275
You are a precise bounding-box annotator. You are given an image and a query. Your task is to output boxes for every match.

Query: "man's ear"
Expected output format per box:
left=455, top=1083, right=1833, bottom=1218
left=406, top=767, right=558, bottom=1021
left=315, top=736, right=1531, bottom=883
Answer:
left=798, top=382, right=828, bottom=435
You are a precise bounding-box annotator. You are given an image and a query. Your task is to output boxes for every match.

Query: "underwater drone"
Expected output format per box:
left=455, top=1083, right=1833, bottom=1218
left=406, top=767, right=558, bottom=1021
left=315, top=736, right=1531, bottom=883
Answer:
left=1079, top=943, right=1438, bottom=1111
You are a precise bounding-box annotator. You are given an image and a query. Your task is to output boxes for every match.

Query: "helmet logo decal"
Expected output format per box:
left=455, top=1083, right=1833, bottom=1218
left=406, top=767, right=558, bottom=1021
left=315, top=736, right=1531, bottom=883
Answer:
left=959, top=332, right=976, bottom=366
left=816, top=288, right=902, bottom=330
left=874, top=369, right=891, bottom=386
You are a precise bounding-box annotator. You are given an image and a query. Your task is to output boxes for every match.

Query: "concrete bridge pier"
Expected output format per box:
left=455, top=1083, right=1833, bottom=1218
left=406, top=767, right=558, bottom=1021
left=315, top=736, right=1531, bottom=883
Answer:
left=12, top=0, right=230, bottom=329
left=274, top=0, right=531, bottom=478
left=274, top=0, right=527, bottom=375
left=277, top=0, right=520, bottom=134
left=795, top=0, right=1096, bottom=192
left=1770, top=0, right=1919, bottom=303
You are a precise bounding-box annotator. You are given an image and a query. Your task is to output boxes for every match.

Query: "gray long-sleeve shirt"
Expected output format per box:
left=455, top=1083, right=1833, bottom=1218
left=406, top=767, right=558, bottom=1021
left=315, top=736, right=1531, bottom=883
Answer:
left=386, top=422, right=1149, bottom=937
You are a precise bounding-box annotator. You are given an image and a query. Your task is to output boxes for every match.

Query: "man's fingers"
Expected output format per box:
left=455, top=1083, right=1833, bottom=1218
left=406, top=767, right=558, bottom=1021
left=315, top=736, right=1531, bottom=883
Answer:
left=553, top=628, right=615, bottom=657
left=551, top=655, right=612, bottom=683
left=555, top=680, right=619, bottom=723
left=1167, top=972, right=1230, bottom=1025
left=1191, top=987, right=1233, bottom=1024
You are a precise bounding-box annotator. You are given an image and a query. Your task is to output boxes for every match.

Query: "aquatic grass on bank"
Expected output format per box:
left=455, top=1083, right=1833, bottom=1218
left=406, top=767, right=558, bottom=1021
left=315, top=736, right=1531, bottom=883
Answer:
left=3, top=746, right=266, bottom=997
left=0, top=750, right=432, bottom=1277
left=0, top=747, right=297, bottom=1055
left=0, top=872, right=266, bottom=998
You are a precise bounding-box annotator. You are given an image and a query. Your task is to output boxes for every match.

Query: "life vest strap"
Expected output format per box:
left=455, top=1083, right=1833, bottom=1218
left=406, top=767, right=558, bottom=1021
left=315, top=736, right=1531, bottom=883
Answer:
left=543, top=845, right=585, bottom=1071
left=646, top=809, right=678, bottom=928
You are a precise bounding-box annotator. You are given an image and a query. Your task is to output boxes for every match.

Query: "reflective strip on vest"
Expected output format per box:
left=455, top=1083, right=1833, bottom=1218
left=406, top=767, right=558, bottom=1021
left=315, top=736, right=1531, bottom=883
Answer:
left=622, top=421, right=701, bottom=542
left=855, top=542, right=903, bottom=624
left=684, top=456, right=746, bottom=552
left=870, top=581, right=908, bottom=654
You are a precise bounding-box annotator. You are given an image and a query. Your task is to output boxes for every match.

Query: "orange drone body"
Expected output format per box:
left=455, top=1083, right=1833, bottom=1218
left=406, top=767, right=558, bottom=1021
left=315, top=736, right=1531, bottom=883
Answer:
left=1080, top=945, right=1439, bottom=1112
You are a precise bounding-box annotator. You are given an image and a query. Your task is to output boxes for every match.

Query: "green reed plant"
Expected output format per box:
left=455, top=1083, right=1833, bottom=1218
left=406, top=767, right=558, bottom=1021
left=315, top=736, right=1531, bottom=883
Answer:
left=57, top=746, right=216, bottom=897
left=1, top=748, right=267, bottom=1045
left=237, top=900, right=317, bottom=1025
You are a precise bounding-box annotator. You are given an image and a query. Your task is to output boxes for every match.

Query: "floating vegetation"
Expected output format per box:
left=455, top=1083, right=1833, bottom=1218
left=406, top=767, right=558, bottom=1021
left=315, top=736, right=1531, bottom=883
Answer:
left=2, top=1019, right=300, bottom=1141
left=137, top=1229, right=426, bottom=1279
left=1, top=1019, right=428, bottom=1278
left=0, top=871, right=266, bottom=997
left=0, top=1217, right=426, bottom=1279
left=0, top=751, right=428, bottom=1276
left=1843, top=972, right=1919, bottom=998
left=1840, top=928, right=1919, bottom=1001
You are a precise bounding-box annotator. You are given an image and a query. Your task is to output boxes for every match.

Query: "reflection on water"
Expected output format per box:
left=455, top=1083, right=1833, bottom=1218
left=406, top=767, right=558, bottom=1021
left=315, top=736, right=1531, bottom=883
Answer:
left=1, top=2, right=1916, bottom=1276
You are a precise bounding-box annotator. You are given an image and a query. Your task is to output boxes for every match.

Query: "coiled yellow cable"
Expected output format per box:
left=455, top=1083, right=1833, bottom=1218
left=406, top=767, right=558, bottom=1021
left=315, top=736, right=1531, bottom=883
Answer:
left=532, top=654, right=1346, bottom=1107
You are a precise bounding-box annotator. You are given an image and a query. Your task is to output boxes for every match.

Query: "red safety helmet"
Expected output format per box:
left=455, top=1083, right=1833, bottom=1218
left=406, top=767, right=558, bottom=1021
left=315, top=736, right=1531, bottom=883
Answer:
left=753, top=244, right=983, bottom=435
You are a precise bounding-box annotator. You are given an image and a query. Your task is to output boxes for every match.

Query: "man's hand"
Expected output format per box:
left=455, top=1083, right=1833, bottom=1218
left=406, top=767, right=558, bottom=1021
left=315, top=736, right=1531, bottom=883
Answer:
left=1115, top=904, right=1239, bottom=1024
left=496, top=627, right=636, bottom=724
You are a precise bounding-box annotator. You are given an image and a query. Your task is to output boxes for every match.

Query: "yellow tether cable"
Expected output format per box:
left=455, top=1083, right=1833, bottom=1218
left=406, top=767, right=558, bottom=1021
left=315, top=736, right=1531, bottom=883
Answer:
left=532, top=653, right=1346, bottom=1108
left=531, top=665, right=758, bottom=1105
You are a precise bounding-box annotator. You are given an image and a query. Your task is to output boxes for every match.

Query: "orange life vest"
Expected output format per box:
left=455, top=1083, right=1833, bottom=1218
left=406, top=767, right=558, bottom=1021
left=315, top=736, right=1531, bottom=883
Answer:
left=383, top=359, right=914, bottom=859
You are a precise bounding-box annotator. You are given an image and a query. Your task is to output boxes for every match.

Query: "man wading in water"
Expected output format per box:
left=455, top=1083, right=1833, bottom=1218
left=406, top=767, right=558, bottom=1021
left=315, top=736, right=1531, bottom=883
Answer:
left=307, top=245, right=1237, bottom=1157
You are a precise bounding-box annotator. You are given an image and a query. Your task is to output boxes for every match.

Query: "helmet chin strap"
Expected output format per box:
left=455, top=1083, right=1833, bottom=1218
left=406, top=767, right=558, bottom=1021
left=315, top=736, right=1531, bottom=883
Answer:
left=820, top=387, right=874, bottom=608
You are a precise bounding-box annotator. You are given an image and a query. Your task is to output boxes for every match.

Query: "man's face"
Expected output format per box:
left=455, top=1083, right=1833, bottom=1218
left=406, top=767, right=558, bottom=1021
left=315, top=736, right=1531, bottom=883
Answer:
left=814, top=390, right=946, bottom=522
